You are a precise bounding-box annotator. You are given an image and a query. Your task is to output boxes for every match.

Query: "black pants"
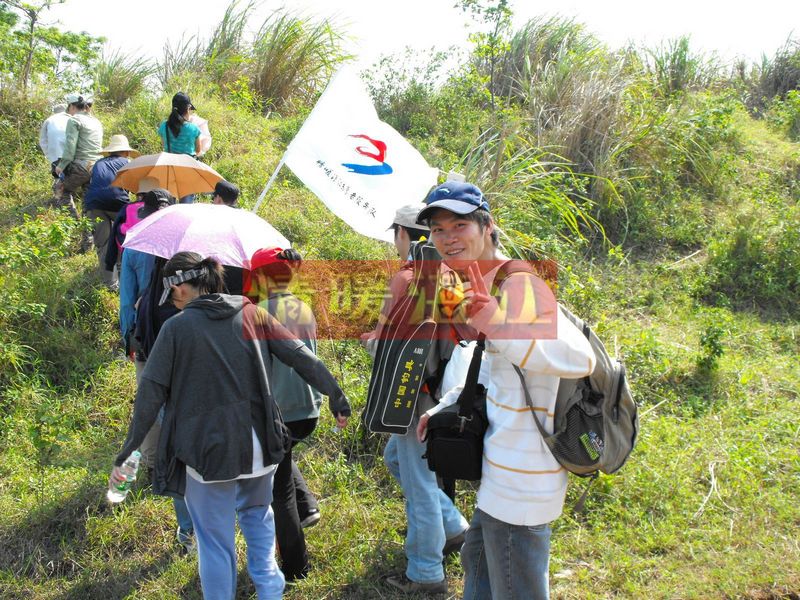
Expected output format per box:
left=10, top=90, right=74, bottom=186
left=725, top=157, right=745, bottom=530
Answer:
left=272, top=418, right=318, bottom=580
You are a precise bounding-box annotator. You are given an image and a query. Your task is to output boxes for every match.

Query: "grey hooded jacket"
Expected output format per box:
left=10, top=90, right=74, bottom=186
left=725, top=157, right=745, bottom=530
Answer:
left=115, top=294, right=349, bottom=496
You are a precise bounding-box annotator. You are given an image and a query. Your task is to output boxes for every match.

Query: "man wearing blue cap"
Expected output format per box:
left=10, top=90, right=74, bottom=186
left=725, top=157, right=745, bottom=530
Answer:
left=415, top=182, right=596, bottom=600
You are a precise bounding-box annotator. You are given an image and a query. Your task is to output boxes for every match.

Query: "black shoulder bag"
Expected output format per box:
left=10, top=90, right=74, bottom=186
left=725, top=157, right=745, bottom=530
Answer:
left=423, top=334, right=488, bottom=481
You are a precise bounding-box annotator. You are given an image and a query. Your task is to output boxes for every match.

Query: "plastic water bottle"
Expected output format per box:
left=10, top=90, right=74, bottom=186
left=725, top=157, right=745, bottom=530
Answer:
left=107, top=450, right=142, bottom=503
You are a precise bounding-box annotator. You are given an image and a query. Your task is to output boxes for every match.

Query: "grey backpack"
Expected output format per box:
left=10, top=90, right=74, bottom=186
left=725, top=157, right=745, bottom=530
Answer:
left=514, top=304, right=639, bottom=478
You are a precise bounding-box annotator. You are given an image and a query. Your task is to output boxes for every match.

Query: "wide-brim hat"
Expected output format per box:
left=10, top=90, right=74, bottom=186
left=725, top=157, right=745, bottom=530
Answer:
left=101, top=134, right=140, bottom=157
left=136, top=176, right=161, bottom=194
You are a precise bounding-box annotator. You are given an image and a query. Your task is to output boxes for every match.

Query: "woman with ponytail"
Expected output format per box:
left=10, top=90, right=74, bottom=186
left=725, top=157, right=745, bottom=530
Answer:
left=157, top=92, right=202, bottom=203
left=111, top=251, right=350, bottom=599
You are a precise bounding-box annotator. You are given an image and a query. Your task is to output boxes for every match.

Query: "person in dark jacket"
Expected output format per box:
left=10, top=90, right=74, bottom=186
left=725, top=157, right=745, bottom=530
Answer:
left=111, top=251, right=350, bottom=599
left=84, top=134, right=139, bottom=286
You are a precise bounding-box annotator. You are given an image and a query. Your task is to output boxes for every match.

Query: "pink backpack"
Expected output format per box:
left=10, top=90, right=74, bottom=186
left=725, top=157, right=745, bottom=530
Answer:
left=117, top=201, right=144, bottom=253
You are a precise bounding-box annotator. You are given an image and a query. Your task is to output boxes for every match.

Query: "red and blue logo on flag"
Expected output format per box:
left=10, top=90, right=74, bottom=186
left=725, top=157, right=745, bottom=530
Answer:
left=342, top=134, right=393, bottom=175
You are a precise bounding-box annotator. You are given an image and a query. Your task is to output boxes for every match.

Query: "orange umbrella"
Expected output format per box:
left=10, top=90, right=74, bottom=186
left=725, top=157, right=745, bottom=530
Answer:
left=111, top=152, right=223, bottom=198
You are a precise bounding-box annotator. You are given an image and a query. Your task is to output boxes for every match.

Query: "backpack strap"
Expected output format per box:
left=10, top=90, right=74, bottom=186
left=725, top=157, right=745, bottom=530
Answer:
left=513, top=364, right=550, bottom=444
left=490, top=259, right=535, bottom=298
left=455, top=334, right=486, bottom=426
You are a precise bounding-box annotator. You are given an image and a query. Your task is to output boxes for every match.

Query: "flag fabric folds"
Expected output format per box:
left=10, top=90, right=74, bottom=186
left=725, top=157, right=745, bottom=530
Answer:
left=283, top=67, right=439, bottom=242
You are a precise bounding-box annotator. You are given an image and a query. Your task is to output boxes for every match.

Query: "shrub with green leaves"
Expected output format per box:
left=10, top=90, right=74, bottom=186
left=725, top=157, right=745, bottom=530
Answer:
left=766, top=89, right=800, bottom=140
left=703, top=202, right=800, bottom=317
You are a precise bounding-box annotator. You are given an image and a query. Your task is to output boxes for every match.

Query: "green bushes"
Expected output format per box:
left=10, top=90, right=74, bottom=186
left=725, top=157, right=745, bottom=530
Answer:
left=0, top=211, right=115, bottom=389
left=766, top=89, right=800, bottom=140
left=703, top=203, right=800, bottom=317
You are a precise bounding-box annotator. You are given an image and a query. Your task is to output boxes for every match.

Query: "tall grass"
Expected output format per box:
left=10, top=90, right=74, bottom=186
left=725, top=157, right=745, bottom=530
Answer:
left=742, top=37, right=800, bottom=113
left=159, top=35, right=206, bottom=89
left=204, top=0, right=253, bottom=88
left=250, top=10, right=348, bottom=113
left=157, top=2, right=347, bottom=115
left=456, top=125, right=602, bottom=255
left=94, top=51, right=156, bottom=107
left=647, top=36, right=720, bottom=98
left=489, top=17, right=644, bottom=204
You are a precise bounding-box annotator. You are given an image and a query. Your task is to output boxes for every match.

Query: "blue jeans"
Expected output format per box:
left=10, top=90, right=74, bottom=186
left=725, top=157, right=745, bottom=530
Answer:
left=462, top=508, right=551, bottom=600
left=173, top=497, right=193, bottom=535
left=185, top=472, right=284, bottom=600
left=384, top=431, right=469, bottom=583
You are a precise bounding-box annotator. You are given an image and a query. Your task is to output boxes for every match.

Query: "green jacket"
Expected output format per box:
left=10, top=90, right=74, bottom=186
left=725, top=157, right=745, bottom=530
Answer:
left=58, top=111, right=103, bottom=170
left=260, top=292, right=324, bottom=423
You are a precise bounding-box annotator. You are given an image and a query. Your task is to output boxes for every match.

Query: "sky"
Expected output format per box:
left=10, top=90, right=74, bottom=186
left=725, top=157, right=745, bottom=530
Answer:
left=47, top=0, right=799, bottom=68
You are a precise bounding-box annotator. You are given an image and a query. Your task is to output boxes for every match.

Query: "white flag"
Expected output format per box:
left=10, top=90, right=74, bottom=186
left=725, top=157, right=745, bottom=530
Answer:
left=283, top=66, right=439, bottom=242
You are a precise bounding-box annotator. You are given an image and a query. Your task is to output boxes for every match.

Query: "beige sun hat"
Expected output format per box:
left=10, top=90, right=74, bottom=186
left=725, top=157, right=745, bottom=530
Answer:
left=136, top=176, right=161, bottom=194
left=101, top=134, right=140, bottom=157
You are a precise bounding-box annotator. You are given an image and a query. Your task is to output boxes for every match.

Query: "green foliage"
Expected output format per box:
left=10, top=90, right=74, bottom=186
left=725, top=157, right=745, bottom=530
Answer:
left=94, top=51, right=156, bottom=107
left=647, top=36, right=719, bottom=97
left=703, top=201, right=800, bottom=317
left=765, top=89, right=800, bottom=140
left=697, top=322, right=726, bottom=372
left=364, top=49, right=484, bottom=165
left=0, top=0, right=103, bottom=92
left=457, top=0, right=512, bottom=109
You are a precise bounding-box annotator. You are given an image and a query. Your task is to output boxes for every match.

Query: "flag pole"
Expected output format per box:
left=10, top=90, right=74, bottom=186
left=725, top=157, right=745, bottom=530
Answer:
left=251, top=157, right=286, bottom=213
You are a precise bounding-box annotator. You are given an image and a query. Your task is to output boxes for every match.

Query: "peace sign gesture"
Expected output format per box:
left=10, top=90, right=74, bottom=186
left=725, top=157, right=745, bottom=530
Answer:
left=464, top=262, right=498, bottom=326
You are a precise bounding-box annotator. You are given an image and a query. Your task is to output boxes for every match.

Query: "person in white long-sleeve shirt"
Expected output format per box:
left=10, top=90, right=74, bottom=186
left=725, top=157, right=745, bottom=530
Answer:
left=416, top=182, right=596, bottom=600
left=38, top=104, right=71, bottom=191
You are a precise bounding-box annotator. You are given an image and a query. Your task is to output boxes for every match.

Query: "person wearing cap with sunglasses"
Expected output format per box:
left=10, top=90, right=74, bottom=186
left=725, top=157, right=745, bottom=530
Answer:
left=54, top=93, right=103, bottom=220
left=157, top=92, right=202, bottom=204
left=111, top=251, right=350, bottom=599
left=413, top=182, right=596, bottom=600
left=83, top=134, right=140, bottom=287
left=363, top=204, right=470, bottom=596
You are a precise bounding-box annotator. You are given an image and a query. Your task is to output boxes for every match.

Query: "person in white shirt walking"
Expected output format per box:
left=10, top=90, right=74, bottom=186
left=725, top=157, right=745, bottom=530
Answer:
left=38, top=103, right=71, bottom=200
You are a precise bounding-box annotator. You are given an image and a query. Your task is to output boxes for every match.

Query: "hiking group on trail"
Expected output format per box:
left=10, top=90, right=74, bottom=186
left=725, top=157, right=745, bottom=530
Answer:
left=37, top=89, right=638, bottom=600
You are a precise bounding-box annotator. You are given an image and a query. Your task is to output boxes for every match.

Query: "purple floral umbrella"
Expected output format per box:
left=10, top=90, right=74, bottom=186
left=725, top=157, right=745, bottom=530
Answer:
left=122, top=204, right=291, bottom=267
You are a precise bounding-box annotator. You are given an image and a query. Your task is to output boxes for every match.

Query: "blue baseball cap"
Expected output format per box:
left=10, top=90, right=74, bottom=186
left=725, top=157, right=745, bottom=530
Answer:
left=416, top=182, right=489, bottom=224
